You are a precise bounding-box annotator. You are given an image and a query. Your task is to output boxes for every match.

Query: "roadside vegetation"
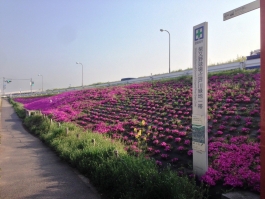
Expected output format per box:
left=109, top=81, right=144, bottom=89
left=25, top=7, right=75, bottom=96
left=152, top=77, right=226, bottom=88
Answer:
left=10, top=99, right=208, bottom=199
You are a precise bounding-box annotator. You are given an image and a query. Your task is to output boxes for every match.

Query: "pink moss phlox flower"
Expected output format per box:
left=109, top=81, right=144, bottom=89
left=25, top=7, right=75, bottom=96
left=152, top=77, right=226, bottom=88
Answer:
left=157, top=127, right=164, bottom=131
left=178, top=131, right=187, bottom=137
left=94, top=122, right=111, bottom=133
left=224, top=116, right=232, bottom=120
left=187, top=150, right=193, bottom=156
left=229, top=127, right=237, bottom=132
left=123, top=136, right=128, bottom=141
left=201, top=167, right=221, bottom=186
left=170, top=157, right=178, bottom=163
left=235, top=115, right=241, bottom=120
left=164, top=146, right=171, bottom=152
left=184, top=140, right=191, bottom=145
left=172, top=124, right=178, bottom=129
left=161, top=154, right=169, bottom=159
left=153, top=140, right=159, bottom=145
left=130, top=145, right=137, bottom=150
left=177, top=146, right=184, bottom=151
left=172, top=129, right=179, bottom=134
left=152, top=135, right=157, bottom=140
left=185, top=126, right=191, bottom=131
left=226, top=98, right=233, bottom=103
left=147, top=147, right=153, bottom=152
left=111, top=122, right=125, bottom=132
left=156, top=160, right=162, bottom=166
left=160, top=142, right=167, bottom=147
left=129, top=132, right=135, bottom=137
left=218, top=125, right=226, bottom=130
left=154, top=149, right=161, bottom=154
left=245, top=117, right=252, bottom=123
left=165, top=128, right=170, bottom=133
left=167, top=135, right=174, bottom=140
left=245, top=122, right=252, bottom=127
left=241, top=127, right=250, bottom=133
left=216, top=114, right=222, bottom=118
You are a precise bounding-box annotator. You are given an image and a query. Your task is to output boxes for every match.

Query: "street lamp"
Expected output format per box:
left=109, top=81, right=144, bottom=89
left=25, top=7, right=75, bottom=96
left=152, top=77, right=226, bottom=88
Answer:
left=76, top=62, right=83, bottom=87
left=38, top=74, right=43, bottom=92
left=160, top=29, right=171, bottom=73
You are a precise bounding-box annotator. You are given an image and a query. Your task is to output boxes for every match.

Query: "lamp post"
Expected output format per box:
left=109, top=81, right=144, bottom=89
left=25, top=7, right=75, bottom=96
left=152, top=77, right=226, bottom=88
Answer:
left=38, top=74, right=43, bottom=92
left=160, top=29, right=171, bottom=73
left=76, top=62, right=83, bottom=87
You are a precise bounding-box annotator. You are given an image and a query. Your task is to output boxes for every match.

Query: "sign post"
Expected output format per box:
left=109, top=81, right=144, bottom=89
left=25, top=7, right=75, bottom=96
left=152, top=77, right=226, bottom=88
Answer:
left=224, top=1, right=264, bottom=198
left=192, top=22, right=208, bottom=176
left=261, top=1, right=265, bottom=198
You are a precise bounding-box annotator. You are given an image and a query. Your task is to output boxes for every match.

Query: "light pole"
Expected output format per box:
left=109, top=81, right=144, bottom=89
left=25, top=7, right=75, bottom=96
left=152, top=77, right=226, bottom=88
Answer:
left=38, top=74, right=43, bottom=92
left=76, top=62, right=83, bottom=87
left=160, top=29, right=171, bottom=73
left=3, top=77, right=5, bottom=96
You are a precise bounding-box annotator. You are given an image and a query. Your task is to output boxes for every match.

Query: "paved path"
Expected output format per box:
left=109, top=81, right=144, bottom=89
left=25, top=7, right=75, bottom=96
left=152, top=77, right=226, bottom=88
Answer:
left=0, top=99, right=102, bottom=199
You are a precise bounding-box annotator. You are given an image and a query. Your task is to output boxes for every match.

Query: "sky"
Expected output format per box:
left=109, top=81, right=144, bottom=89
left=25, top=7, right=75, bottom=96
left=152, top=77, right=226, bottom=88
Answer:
left=0, top=0, right=260, bottom=93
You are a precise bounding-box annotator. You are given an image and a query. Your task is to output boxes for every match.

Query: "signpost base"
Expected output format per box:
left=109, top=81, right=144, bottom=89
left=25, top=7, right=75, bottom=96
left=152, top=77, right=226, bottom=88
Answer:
left=193, top=150, right=208, bottom=177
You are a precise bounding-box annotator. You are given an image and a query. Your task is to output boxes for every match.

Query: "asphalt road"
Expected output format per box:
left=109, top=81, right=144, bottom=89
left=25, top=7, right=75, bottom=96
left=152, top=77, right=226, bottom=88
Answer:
left=0, top=99, right=101, bottom=199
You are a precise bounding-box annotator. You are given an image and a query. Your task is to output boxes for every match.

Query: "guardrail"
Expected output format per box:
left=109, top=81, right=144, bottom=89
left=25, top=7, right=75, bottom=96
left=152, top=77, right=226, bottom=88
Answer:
left=244, top=58, right=260, bottom=69
left=8, top=59, right=260, bottom=98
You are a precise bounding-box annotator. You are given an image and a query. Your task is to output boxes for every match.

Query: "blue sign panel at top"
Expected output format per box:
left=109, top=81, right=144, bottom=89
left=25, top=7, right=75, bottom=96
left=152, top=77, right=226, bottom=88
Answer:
left=194, top=26, right=204, bottom=41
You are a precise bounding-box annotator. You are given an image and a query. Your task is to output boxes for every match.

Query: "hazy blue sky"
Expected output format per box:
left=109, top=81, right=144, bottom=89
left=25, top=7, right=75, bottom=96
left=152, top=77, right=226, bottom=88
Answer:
left=0, top=0, right=260, bottom=93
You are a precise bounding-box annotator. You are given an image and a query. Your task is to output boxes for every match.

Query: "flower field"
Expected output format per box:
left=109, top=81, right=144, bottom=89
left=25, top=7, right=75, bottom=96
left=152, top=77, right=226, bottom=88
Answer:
left=15, top=69, right=261, bottom=192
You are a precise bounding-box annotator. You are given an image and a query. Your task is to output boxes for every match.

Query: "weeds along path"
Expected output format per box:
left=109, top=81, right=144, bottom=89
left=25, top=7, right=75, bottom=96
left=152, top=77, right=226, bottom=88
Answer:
left=0, top=99, right=101, bottom=199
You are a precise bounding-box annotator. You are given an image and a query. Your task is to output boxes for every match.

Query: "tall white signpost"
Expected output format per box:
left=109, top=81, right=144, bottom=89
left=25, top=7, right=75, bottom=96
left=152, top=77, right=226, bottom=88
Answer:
left=192, top=22, right=208, bottom=177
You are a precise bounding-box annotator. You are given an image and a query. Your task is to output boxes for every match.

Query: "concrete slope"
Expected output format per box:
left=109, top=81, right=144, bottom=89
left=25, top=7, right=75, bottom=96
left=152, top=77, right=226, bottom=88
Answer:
left=0, top=99, right=101, bottom=199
